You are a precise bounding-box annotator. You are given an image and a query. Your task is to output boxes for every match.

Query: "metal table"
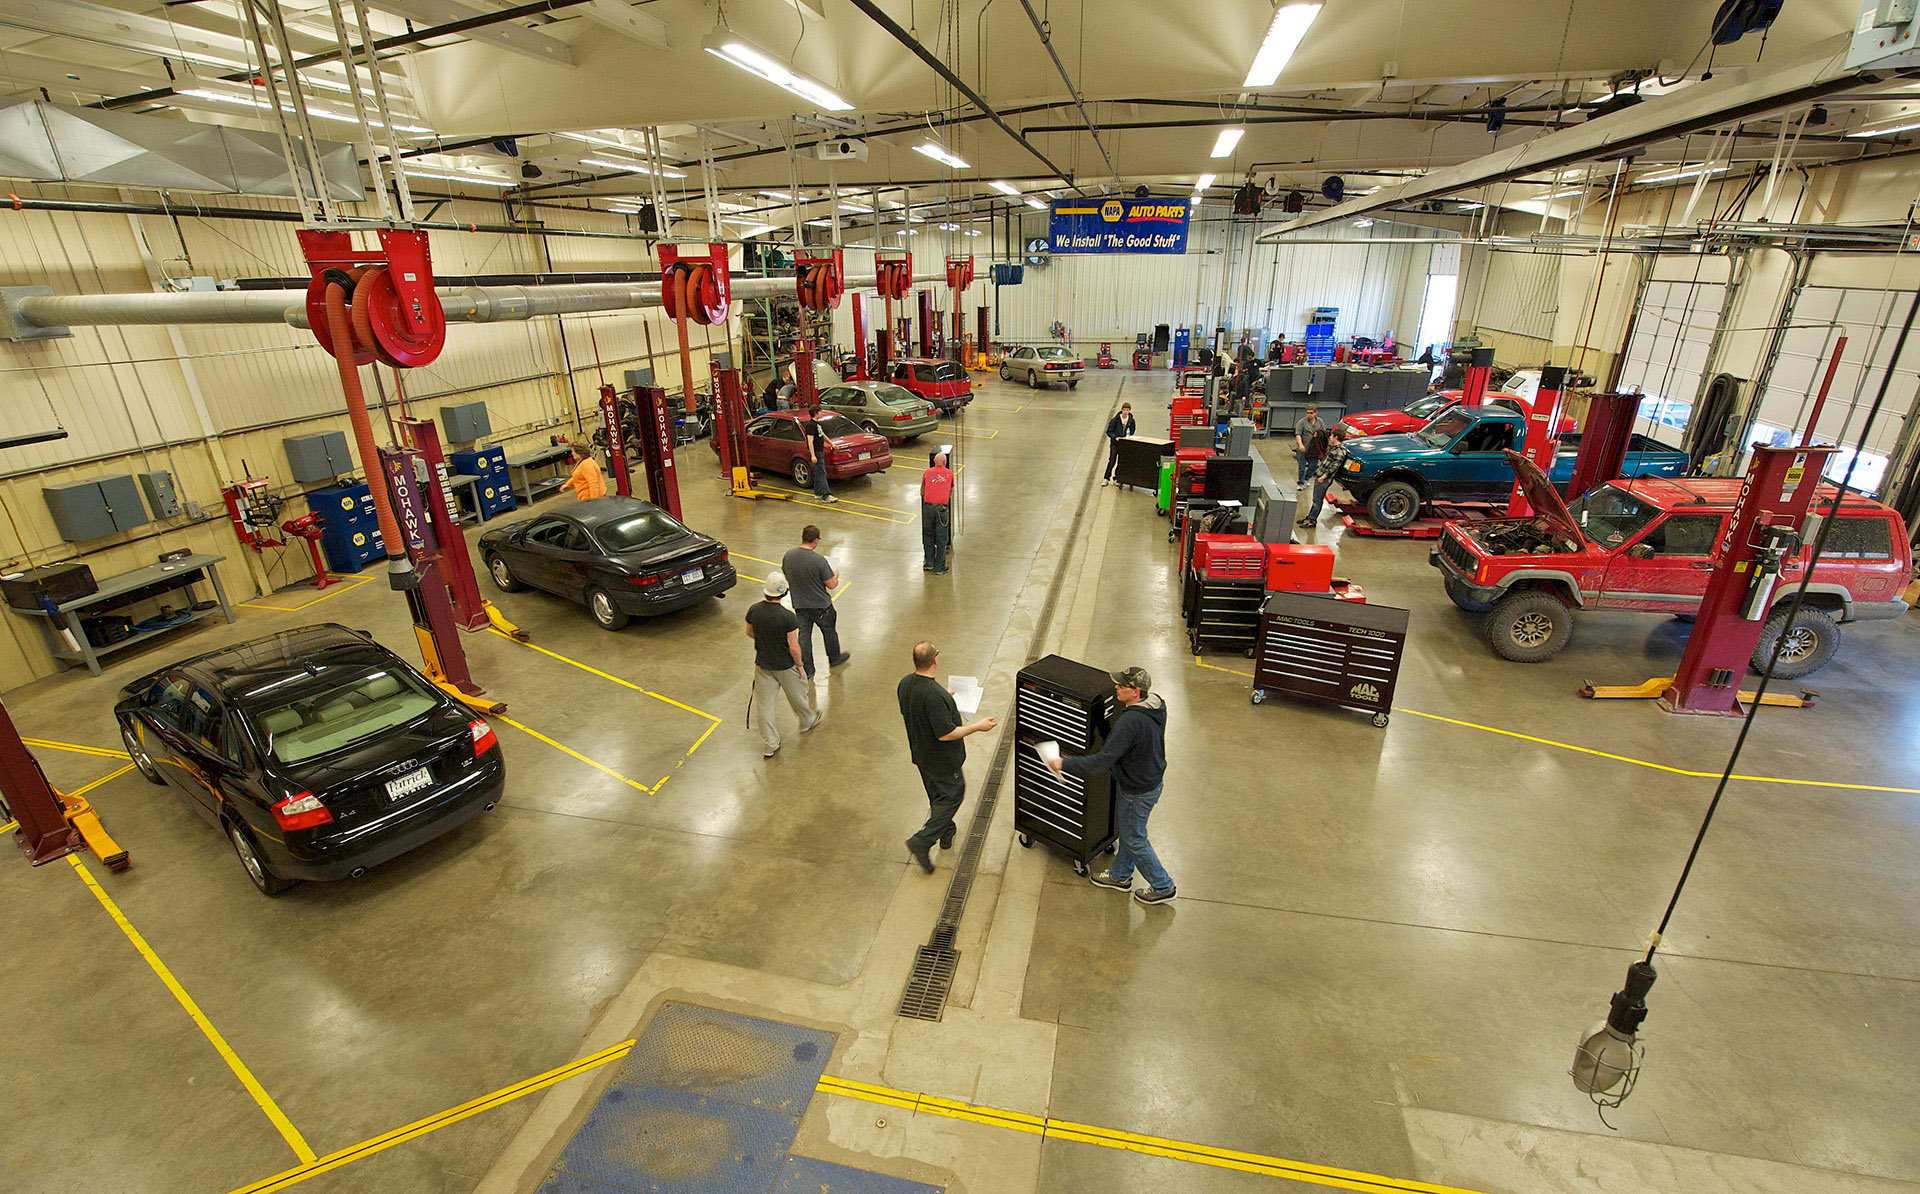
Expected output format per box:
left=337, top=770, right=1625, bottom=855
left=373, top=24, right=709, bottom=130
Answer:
left=15, top=553, right=235, bottom=676
left=504, top=444, right=575, bottom=505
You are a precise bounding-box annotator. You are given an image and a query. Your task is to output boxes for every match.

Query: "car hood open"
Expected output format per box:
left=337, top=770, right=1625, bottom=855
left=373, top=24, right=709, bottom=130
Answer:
left=1502, top=449, right=1584, bottom=543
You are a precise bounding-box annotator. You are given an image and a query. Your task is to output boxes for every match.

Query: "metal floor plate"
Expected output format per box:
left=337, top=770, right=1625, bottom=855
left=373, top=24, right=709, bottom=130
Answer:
left=772, top=1155, right=944, bottom=1194
left=616, top=1002, right=835, bottom=1116
left=544, top=1084, right=798, bottom=1194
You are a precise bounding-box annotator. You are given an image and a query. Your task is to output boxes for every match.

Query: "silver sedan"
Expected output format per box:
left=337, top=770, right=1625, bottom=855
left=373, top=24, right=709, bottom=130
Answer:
left=1000, top=344, right=1084, bottom=389
left=813, top=380, right=939, bottom=442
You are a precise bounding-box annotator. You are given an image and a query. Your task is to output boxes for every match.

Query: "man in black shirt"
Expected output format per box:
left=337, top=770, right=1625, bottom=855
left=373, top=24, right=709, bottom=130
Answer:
left=896, top=640, right=996, bottom=872
left=1102, top=402, right=1135, bottom=485
left=745, top=571, right=819, bottom=757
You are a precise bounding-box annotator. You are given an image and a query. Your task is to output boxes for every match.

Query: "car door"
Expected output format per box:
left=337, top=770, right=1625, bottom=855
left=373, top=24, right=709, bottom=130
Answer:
left=743, top=416, right=779, bottom=470
left=515, top=517, right=578, bottom=594
left=1011, top=347, right=1033, bottom=377
left=1600, top=512, right=1726, bottom=611
left=1441, top=419, right=1518, bottom=501
left=817, top=386, right=856, bottom=420
left=145, top=674, right=228, bottom=825
left=756, top=417, right=808, bottom=474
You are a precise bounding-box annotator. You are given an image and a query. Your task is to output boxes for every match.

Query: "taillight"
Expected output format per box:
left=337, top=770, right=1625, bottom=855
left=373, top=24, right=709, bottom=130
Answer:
left=628, top=574, right=662, bottom=586
left=272, top=791, right=333, bottom=831
left=469, top=718, right=498, bottom=756
left=894, top=412, right=913, bottom=421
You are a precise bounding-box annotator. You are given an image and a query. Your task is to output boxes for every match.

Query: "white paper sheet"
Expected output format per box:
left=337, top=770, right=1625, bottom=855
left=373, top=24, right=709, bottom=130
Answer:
left=1035, top=740, right=1061, bottom=765
left=949, top=675, right=982, bottom=716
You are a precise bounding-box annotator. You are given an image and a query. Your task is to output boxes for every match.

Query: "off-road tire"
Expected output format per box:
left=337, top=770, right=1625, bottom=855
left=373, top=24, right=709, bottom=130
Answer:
left=1752, top=606, right=1839, bottom=679
left=1484, top=590, right=1573, bottom=663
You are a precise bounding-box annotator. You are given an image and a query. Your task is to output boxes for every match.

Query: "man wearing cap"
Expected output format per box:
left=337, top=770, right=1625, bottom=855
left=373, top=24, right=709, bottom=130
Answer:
left=1047, top=665, right=1174, bottom=904
left=897, top=640, right=997, bottom=874
left=921, top=450, right=954, bottom=573
left=744, top=570, right=819, bottom=758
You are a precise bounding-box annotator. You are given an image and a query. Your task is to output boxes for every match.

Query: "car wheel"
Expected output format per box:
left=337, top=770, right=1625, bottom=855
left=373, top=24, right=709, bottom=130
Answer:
left=999, top=366, right=1011, bottom=381
left=1366, top=480, right=1422, bottom=530
left=861, top=420, right=880, bottom=435
left=486, top=554, right=523, bottom=592
left=1484, top=590, right=1573, bottom=663
left=1069, top=380, right=1079, bottom=388
left=1028, top=370, right=1041, bottom=390
left=121, top=720, right=166, bottom=785
left=791, top=458, right=813, bottom=487
left=1444, top=576, right=1494, bottom=614
left=228, top=821, right=293, bottom=895
left=1753, top=607, right=1839, bottom=679
left=587, top=587, right=630, bottom=631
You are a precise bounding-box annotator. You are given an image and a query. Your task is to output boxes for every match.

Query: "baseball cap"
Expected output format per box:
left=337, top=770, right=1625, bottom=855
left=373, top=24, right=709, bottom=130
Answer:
left=1110, top=666, right=1152, bottom=692
left=764, top=571, right=789, bottom=598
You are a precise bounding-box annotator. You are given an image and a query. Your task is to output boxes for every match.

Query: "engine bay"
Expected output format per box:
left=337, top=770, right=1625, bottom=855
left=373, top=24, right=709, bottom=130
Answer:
left=1464, top=517, right=1583, bottom=556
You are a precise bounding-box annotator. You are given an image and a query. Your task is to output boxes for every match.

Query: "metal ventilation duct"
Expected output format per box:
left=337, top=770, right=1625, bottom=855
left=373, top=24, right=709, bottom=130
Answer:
left=0, top=99, right=364, bottom=201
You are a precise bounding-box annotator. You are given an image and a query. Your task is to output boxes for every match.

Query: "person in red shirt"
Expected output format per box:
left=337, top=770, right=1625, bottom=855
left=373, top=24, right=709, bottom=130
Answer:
left=921, top=450, right=954, bottom=573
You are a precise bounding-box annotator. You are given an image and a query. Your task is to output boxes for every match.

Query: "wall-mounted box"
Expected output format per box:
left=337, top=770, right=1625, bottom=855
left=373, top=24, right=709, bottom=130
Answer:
left=137, top=470, right=181, bottom=518
left=43, top=476, right=149, bottom=541
left=439, top=401, right=491, bottom=442
left=283, top=430, right=355, bottom=484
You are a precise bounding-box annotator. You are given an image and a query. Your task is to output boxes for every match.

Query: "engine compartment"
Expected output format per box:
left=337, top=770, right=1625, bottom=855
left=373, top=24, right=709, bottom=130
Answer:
left=1465, top=517, right=1583, bottom=556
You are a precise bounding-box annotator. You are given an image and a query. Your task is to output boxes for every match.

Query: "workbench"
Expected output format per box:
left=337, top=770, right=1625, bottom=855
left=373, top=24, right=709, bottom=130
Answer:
left=14, top=553, right=235, bottom=676
left=504, top=444, right=575, bottom=505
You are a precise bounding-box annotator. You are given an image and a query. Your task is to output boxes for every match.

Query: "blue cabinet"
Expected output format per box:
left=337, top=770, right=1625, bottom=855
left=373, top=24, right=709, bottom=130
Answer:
left=306, top=483, right=386, bottom=572
left=450, top=447, right=516, bottom=520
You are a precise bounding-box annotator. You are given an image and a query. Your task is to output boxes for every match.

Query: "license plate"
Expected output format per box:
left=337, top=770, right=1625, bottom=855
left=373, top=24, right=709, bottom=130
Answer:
left=385, top=766, right=432, bottom=802
left=858, top=451, right=871, bottom=460
left=680, top=567, right=703, bottom=584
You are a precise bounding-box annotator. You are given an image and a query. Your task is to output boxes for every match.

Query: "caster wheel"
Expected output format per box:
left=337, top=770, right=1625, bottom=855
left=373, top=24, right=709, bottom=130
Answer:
left=1073, top=860, right=1089, bottom=877
left=1018, top=833, right=1032, bottom=848
left=1105, top=842, right=1118, bottom=854
left=1372, top=712, right=1390, bottom=728
left=1245, top=648, right=1255, bottom=658
left=1251, top=690, right=1266, bottom=705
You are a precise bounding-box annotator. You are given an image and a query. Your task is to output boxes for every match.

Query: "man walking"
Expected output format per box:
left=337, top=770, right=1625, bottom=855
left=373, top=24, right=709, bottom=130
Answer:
left=897, top=641, right=996, bottom=873
left=745, top=571, right=818, bottom=758
left=1294, top=401, right=1328, bottom=488
left=804, top=409, right=837, bottom=502
left=1046, top=665, right=1174, bottom=905
left=560, top=442, right=606, bottom=501
left=1298, top=428, right=1348, bottom=528
left=1102, top=402, right=1135, bottom=485
left=781, top=525, right=850, bottom=680
left=921, top=450, right=954, bottom=573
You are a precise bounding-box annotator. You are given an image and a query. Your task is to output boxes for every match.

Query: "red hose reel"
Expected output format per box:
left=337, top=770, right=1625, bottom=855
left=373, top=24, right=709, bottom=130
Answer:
left=795, top=249, right=844, bottom=310
left=944, top=254, right=974, bottom=291
left=658, top=243, right=731, bottom=325
left=875, top=252, right=913, bottom=300
left=297, top=229, right=447, bottom=368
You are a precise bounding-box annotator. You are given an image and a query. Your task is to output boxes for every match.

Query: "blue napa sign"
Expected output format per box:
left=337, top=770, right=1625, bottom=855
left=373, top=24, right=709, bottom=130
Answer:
left=1049, top=198, right=1190, bottom=254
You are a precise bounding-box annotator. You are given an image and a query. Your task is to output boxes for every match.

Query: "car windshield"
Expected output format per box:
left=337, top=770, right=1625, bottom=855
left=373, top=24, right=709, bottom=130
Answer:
left=1414, top=410, right=1474, bottom=447
left=872, top=384, right=921, bottom=407
left=1565, top=485, right=1657, bottom=546
left=1404, top=393, right=1451, bottom=419
left=813, top=413, right=862, bottom=438
left=244, top=665, right=440, bottom=764
left=597, top=509, right=690, bottom=552
left=1036, top=347, right=1075, bottom=360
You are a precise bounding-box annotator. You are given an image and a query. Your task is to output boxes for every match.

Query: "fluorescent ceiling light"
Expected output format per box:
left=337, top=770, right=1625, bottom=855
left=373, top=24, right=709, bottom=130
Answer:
left=1190, top=195, right=1203, bottom=204
left=403, top=167, right=513, bottom=188
left=579, top=156, right=687, bottom=179
left=1242, top=3, right=1322, bottom=87
left=180, top=88, right=429, bottom=133
left=1024, top=197, right=1048, bottom=209
left=964, top=229, right=983, bottom=236
left=805, top=218, right=831, bottom=226
left=1637, top=163, right=1727, bottom=184
left=707, top=200, right=749, bottom=212
left=1352, top=218, right=1374, bottom=227
left=702, top=32, right=853, bottom=112
left=915, top=143, right=970, bottom=169
left=1847, top=116, right=1920, bottom=138
left=989, top=180, right=1021, bottom=196
left=607, top=205, right=642, bottom=213
left=1194, top=173, right=1216, bottom=190
left=838, top=202, right=871, bottom=212
left=937, top=221, right=960, bottom=230
left=1210, top=127, right=1245, bottom=158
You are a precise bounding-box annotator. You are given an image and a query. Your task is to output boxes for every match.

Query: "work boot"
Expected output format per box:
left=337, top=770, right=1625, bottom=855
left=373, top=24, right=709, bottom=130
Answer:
left=907, top=841, right=935, bottom=873
left=829, top=652, right=852, bottom=667
left=939, top=824, right=956, bottom=850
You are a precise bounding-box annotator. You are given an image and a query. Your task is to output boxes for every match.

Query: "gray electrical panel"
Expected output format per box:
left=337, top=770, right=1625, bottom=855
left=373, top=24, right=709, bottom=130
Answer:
left=283, top=430, right=354, bottom=484
left=43, top=475, right=149, bottom=541
left=439, top=401, right=491, bottom=442
left=137, top=470, right=181, bottom=518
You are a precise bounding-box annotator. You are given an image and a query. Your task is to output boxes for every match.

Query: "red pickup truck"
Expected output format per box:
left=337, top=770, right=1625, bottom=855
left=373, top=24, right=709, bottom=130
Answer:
left=1429, top=457, right=1912, bottom=677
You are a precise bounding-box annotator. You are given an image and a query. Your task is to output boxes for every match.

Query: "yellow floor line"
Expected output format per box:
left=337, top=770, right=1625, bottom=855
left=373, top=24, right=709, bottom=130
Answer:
left=489, top=629, right=722, bottom=725
left=1, top=819, right=15, bottom=834
left=749, top=487, right=910, bottom=522
left=238, top=576, right=372, bottom=612
left=25, top=737, right=129, bottom=760
left=1191, top=657, right=1920, bottom=795
left=497, top=715, right=657, bottom=793
left=69, top=855, right=317, bottom=1162
left=814, top=1076, right=1484, bottom=1193
left=747, top=487, right=913, bottom=517
left=227, top=1040, right=635, bottom=1194
left=67, top=763, right=136, bottom=798
left=946, top=427, right=998, bottom=440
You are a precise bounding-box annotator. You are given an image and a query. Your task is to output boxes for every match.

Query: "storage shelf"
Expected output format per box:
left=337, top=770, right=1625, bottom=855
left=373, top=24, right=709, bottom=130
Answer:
left=50, top=606, right=222, bottom=664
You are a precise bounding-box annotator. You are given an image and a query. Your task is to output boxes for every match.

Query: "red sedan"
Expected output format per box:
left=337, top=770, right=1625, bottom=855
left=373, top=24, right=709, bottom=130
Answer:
left=714, top=410, right=892, bottom=487
left=885, top=357, right=974, bottom=414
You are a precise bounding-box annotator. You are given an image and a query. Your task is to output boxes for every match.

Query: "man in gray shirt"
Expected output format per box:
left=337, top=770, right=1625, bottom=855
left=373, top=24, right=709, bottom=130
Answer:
left=1294, top=402, right=1327, bottom=487
left=781, top=524, right=851, bottom=680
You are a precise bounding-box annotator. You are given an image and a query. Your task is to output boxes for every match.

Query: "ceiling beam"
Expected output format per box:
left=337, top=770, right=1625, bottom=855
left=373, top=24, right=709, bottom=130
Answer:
left=364, top=0, right=573, bottom=66
left=0, top=0, right=261, bottom=71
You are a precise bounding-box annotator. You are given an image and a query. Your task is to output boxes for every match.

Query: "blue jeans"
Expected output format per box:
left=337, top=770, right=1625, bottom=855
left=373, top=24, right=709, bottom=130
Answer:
left=1297, top=452, right=1319, bottom=486
left=1106, top=783, right=1172, bottom=893
left=812, top=458, right=831, bottom=499
left=1307, top=474, right=1332, bottom=520
left=922, top=503, right=950, bottom=570
left=795, top=604, right=842, bottom=676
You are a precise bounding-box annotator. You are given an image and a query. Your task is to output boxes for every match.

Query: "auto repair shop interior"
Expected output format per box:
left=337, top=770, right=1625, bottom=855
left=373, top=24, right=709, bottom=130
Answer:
left=4, top=3, right=1920, bottom=1193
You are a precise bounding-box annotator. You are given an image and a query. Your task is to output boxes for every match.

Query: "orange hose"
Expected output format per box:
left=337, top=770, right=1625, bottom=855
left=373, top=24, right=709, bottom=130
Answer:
left=672, top=266, right=698, bottom=415
left=325, top=278, right=406, bottom=561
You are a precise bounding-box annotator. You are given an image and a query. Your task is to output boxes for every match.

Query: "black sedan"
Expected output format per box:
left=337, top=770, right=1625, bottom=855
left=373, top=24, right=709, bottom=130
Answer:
left=477, top=496, right=737, bottom=630
left=114, top=624, right=505, bottom=895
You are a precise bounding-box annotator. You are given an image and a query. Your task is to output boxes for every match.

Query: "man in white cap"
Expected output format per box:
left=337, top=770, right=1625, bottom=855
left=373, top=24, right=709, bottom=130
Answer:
left=745, top=570, right=819, bottom=757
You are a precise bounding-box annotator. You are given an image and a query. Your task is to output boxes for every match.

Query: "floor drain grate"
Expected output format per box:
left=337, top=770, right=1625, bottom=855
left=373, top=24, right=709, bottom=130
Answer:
left=897, top=944, right=960, bottom=1020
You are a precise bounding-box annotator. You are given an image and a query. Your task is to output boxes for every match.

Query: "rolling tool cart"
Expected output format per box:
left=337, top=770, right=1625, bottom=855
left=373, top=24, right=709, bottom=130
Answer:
left=1251, top=592, right=1408, bottom=726
left=1156, top=457, right=1175, bottom=515
left=1113, top=435, right=1172, bottom=491
left=1013, top=654, right=1119, bottom=876
left=1184, top=534, right=1266, bottom=655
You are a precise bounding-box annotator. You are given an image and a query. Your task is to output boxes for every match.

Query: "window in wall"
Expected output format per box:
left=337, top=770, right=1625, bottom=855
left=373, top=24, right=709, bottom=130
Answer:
left=1415, top=273, right=1457, bottom=361
left=1745, top=421, right=1890, bottom=496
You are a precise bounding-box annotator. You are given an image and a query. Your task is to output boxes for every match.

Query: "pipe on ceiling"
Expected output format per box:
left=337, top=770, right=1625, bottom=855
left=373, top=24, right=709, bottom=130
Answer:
left=0, top=195, right=655, bottom=242
left=1012, top=0, right=1113, bottom=177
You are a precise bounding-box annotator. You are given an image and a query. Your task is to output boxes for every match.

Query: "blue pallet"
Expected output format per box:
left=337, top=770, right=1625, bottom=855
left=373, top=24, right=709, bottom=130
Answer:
left=773, top=1156, right=943, bottom=1194
left=616, top=1003, right=834, bottom=1117
left=544, top=1084, right=797, bottom=1194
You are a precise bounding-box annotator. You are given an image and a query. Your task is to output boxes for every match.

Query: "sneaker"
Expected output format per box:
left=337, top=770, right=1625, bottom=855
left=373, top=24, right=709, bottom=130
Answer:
left=1295, top=517, right=1314, bottom=527
left=939, top=825, right=956, bottom=850
left=801, top=713, right=822, bottom=733
left=824, top=495, right=841, bottom=503
left=829, top=652, right=852, bottom=667
left=934, top=567, right=950, bottom=575
left=1132, top=886, right=1177, bottom=906
left=763, top=745, right=780, bottom=758
left=907, top=841, right=935, bottom=873
left=1088, top=871, right=1131, bottom=892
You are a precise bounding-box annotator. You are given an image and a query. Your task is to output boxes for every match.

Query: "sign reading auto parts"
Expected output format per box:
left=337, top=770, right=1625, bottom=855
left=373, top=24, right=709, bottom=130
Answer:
left=1048, top=198, right=1191, bottom=254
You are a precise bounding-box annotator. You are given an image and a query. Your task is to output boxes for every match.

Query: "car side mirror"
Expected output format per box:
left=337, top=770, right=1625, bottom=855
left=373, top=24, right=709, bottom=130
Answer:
left=1627, top=544, right=1655, bottom=560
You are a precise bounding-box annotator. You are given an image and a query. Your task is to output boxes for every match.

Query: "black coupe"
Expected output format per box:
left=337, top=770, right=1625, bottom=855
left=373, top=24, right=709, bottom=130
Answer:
left=477, top=496, right=737, bottom=630
left=114, top=624, right=505, bottom=895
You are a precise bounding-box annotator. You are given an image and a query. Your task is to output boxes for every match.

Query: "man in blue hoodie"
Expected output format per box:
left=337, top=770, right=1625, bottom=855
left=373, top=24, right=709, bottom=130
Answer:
left=1047, top=665, right=1174, bottom=905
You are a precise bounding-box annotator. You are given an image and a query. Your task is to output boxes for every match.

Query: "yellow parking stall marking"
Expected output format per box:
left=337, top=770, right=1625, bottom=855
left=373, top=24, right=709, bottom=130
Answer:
left=945, top=426, right=998, bottom=440
left=239, top=576, right=372, bottom=612
left=68, top=763, right=136, bottom=798
left=813, top=1076, right=1486, bottom=1193
left=227, top=1040, right=636, bottom=1194
left=1190, top=656, right=1920, bottom=795
left=68, top=855, right=317, bottom=1163
left=749, top=486, right=912, bottom=522
left=968, top=402, right=1024, bottom=412
left=731, top=554, right=851, bottom=601
left=497, top=715, right=657, bottom=793
left=25, top=737, right=129, bottom=760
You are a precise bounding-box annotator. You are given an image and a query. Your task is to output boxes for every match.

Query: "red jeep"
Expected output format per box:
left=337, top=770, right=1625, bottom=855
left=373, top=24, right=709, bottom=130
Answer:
left=885, top=357, right=974, bottom=414
left=1430, top=457, right=1912, bottom=677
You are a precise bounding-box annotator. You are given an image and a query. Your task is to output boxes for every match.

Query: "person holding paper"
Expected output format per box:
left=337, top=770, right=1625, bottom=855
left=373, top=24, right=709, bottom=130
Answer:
left=782, top=524, right=850, bottom=680
left=896, top=640, right=996, bottom=874
left=1047, top=665, right=1174, bottom=905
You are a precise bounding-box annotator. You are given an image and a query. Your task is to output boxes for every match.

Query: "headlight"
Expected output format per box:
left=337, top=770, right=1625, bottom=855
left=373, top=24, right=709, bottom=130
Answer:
left=1343, top=459, right=1362, bottom=472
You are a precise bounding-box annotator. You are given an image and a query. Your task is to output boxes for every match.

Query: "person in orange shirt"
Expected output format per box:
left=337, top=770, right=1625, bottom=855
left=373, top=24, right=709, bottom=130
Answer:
left=561, top=443, right=606, bottom=500
left=921, top=450, right=954, bottom=573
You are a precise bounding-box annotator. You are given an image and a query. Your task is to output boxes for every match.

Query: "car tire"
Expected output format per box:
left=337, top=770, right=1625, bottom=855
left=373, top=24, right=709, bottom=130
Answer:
left=861, top=420, right=880, bottom=435
left=121, top=720, right=166, bottom=785
left=486, top=554, right=523, bottom=592
left=999, top=366, right=1011, bottom=381
left=1444, top=576, right=1494, bottom=614
left=587, top=586, right=630, bottom=631
left=1485, top=590, right=1573, bottom=663
left=1753, top=606, right=1839, bottom=679
left=1069, top=380, right=1079, bottom=389
left=1028, top=370, right=1041, bottom=390
left=228, top=821, right=293, bottom=895
left=791, top=458, right=813, bottom=487
left=1366, top=480, right=1422, bottom=530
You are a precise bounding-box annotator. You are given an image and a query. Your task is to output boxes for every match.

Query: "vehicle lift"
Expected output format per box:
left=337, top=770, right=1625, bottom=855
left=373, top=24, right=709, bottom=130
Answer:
left=2, top=698, right=129, bottom=872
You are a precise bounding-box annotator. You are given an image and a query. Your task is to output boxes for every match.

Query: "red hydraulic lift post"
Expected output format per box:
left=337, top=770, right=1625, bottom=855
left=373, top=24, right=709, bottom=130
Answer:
left=917, top=290, right=934, bottom=358
left=1507, top=365, right=1569, bottom=516
left=378, top=443, right=498, bottom=707
left=598, top=383, right=631, bottom=498
left=850, top=294, right=871, bottom=379
left=397, top=415, right=489, bottom=632
left=1661, top=444, right=1838, bottom=715
left=977, top=305, right=990, bottom=369
left=1461, top=346, right=1495, bottom=404
left=1563, top=391, right=1644, bottom=503
left=627, top=383, right=683, bottom=519
left=1, top=700, right=82, bottom=865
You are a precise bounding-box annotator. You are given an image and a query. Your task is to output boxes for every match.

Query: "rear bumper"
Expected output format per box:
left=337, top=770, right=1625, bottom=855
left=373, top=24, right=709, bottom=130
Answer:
left=884, top=416, right=940, bottom=439
left=828, top=456, right=890, bottom=480
left=270, top=757, right=504, bottom=880
left=1040, top=369, right=1084, bottom=384
left=615, top=563, right=738, bottom=615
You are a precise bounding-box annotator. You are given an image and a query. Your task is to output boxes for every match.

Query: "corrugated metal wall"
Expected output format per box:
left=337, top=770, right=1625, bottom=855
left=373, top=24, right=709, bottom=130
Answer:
left=1473, top=249, right=1560, bottom=343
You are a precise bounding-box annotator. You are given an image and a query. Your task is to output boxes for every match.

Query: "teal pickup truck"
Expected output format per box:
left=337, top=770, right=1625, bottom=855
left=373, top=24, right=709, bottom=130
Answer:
left=1333, top=405, right=1689, bottom=530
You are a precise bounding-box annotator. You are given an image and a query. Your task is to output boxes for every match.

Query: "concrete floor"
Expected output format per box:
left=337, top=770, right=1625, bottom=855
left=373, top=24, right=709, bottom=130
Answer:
left=3, top=370, right=1917, bottom=1194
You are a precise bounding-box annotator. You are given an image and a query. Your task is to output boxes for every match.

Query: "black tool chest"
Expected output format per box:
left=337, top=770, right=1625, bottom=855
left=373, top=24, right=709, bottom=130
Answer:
left=1013, top=654, right=1118, bottom=875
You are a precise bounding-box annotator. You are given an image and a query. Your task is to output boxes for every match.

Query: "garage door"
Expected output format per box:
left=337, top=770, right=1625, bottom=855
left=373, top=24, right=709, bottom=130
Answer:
left=1747, top=285, right=1920, bottom=498
left=1615, top=259, right=1734, bottom=445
